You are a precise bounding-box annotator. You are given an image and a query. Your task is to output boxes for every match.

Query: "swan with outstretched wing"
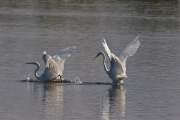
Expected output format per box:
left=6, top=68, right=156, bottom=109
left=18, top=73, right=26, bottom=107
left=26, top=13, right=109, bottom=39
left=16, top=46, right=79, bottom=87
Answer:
left=26, top=46, right=76, bottom=81
left=95, top=36, right=140, bottom=84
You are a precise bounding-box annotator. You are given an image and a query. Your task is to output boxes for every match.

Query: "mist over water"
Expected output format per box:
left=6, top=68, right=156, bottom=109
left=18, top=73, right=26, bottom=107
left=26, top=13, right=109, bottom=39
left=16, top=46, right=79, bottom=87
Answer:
left=0, top=0, right=180, bottom=120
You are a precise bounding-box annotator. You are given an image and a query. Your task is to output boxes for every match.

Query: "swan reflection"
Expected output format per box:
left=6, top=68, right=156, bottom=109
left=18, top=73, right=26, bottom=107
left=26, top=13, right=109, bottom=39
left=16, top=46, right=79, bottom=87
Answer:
left=101, top=85, right=126, bottom=120
left=26, top=83, right=64, bottom=120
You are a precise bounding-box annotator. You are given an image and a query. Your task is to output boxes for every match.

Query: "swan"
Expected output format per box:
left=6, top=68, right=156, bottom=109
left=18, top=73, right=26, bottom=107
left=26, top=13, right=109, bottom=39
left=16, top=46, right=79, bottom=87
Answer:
left=26, top=47, right=74, bottom=81
left=95, top=36, right=140, bottom=84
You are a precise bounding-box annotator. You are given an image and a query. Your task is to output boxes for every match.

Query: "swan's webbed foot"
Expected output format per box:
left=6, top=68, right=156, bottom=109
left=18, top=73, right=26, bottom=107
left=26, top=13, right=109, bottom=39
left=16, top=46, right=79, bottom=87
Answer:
left=52, top=74, right=64, bottom=82
left=57, top=75, right=64, bottom=80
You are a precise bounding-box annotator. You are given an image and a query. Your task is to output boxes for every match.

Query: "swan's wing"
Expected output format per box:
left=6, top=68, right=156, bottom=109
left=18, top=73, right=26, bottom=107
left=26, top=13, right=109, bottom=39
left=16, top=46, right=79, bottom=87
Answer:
left=53, top=54, right=71, bottom=63
left=55, top=46, right=77, bottom=62
left=119, top=36, right=140, bottom=62
left=57, top=46, right=77, bottom=56
left=102, top=38, right=112, bottom=59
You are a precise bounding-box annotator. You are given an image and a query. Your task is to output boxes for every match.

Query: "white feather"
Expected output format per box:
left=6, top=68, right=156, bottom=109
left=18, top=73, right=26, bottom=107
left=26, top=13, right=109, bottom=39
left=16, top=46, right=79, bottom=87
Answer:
left=120, top=36, right=141, bottom=62
left=102, top=38, right=112, bottom=59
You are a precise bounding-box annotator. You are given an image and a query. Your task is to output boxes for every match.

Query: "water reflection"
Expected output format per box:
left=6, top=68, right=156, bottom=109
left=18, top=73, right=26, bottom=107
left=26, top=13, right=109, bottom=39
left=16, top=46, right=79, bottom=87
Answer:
left=101, top=85, right=126, bottom=120
left=26, top=83, right=64, bottom=120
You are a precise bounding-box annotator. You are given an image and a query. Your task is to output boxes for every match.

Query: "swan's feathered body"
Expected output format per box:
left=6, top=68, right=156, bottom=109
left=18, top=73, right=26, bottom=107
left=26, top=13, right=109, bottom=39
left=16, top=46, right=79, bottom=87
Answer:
left=26, top=61, right=60, bottom=81
left=96, top=36, right=140, bottom=84
left=42, top=52, right=65, bottom=81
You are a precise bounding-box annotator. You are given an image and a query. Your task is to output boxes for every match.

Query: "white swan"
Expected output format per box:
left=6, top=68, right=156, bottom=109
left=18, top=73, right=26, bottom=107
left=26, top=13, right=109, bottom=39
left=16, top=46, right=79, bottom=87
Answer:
left=95, top=36, right=140, bottom=84
left=26, top=53, right=64, bottom=81
left=26, top=47, right=75, bottom=81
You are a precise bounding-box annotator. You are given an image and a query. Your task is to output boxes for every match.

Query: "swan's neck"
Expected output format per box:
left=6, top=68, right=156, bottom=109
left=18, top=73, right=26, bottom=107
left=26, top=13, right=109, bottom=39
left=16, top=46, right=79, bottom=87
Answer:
left=33, top=62, right=40, bottom=80
left=100, top=52, right=110, bottom=73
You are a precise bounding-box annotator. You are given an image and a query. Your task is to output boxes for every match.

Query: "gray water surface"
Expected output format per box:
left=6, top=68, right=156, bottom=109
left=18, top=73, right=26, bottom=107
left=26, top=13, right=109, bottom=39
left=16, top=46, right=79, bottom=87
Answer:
left=0, top=0, right=180, bottom=120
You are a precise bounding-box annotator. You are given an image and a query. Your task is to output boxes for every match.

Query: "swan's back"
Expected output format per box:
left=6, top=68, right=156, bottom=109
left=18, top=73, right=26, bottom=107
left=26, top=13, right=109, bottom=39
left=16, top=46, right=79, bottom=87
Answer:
left=43, top=57, right=62, bottom=80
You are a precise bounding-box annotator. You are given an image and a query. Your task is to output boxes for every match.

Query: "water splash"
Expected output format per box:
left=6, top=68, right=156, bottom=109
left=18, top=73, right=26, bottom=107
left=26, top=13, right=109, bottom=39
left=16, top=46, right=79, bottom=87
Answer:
left=26, top=77, right=30, bottom=81
left=72, top=76, right=82, bottom=84
left=26, top=74, right=31, bottom=81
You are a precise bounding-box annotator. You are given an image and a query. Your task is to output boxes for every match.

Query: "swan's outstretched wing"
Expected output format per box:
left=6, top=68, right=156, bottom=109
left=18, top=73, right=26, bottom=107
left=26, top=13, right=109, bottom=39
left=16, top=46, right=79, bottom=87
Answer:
left=120, top=36, right=140, bottom=62
left=102, top=38, right=112, bottom=59
left=55, top=46, right=77, bottom=62
left=57, top=46, right=77, bottom=56
left=53, top=54, right=71, bottom=63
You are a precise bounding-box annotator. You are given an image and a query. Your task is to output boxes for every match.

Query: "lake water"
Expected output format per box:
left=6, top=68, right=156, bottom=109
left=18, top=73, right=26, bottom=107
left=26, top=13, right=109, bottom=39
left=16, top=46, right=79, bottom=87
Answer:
left=0, top=0, right=180, bottom=120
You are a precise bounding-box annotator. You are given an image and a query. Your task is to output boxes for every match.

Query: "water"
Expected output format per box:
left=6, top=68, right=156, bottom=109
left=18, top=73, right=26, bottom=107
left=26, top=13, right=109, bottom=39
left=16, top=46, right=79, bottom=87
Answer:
left=0, top=0, right=180, bottom=120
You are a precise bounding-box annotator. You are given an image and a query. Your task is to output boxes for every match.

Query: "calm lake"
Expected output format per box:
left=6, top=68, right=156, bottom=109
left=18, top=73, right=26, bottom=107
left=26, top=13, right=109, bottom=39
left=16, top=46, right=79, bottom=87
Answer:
left=0, top=0, right=180, bottom=120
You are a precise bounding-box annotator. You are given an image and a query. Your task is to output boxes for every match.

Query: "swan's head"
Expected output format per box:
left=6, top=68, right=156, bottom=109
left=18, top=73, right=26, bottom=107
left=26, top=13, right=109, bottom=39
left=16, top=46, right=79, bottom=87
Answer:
left=94, top=51, right=104, bottom=59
